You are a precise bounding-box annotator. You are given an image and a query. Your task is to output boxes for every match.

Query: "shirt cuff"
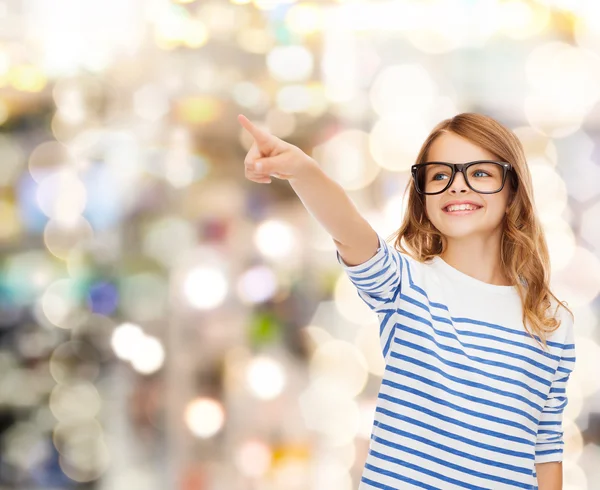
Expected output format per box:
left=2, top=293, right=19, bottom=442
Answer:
left=336, top=233, right=387, bottom=271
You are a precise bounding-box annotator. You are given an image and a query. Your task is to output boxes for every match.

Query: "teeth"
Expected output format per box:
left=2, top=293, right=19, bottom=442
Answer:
left=446, top=204, right=480, bottom=212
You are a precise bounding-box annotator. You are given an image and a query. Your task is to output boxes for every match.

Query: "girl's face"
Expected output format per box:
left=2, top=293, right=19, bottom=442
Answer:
left=423, top=132, right=512, bottom=241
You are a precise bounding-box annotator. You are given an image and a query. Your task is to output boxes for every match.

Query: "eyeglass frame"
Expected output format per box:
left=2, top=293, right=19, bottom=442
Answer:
left=410, top=160, right=515, bottom=195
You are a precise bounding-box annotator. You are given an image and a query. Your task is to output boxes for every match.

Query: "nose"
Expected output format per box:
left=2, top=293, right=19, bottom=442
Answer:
left=448, top=168, right=469, bottom=193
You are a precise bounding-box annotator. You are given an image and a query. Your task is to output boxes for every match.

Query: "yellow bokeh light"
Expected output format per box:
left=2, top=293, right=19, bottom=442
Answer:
left=9, top=65, right=47, bottom=92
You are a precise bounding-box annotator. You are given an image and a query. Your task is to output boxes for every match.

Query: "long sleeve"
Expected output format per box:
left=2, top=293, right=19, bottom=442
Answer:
left=534, top=314, right=576, bottom=464
left=336, top=232, right=403, bottom=361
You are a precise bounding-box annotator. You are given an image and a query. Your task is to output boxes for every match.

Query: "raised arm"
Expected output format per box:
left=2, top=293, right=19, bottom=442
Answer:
left=238, top=114, right=378, bottom=264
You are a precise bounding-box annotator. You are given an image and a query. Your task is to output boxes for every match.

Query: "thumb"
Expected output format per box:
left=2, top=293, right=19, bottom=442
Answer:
left=254, top=155, right=283, bottom=174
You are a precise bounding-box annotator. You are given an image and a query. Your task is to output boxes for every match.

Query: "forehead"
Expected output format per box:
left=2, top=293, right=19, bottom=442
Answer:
left=427, top=132, right=497, bottom=163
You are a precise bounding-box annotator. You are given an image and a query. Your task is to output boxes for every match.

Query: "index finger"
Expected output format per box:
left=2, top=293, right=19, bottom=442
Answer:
left=238, top=114, right=274, bottom=147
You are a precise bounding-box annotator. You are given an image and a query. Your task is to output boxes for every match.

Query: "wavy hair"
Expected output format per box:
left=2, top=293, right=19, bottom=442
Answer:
left=388, top=112, right=573, bottom=352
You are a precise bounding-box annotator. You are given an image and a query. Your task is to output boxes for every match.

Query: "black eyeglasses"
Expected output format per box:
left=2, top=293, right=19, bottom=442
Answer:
left=411, top=160, right=515, bottom=195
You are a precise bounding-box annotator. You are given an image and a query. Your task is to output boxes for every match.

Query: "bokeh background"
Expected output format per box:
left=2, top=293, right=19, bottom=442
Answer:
left=0, top=0, right=600, bottom=489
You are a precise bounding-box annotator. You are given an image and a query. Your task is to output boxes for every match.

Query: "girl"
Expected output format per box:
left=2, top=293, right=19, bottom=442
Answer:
left=238, top=112, right=576, bottom=490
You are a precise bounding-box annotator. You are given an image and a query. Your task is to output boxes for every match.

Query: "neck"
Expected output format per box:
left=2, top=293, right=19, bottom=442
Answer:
left=439, top=232, right=512, bottom=286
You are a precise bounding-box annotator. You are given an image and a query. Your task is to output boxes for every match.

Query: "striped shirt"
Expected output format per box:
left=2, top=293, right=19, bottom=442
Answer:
left=337, top=233, right=576, bottom=490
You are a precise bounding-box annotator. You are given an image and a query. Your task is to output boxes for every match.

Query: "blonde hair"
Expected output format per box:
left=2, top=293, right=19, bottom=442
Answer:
left=389, top=112, right=573, bottom=352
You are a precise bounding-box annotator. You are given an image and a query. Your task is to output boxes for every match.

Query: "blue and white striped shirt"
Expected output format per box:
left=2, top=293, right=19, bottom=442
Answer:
left=337, top=233, right=576, bottom=490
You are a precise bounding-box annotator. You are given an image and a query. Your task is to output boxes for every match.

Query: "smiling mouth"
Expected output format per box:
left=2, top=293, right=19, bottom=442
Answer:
left=443, top=205, right=482, bottom=215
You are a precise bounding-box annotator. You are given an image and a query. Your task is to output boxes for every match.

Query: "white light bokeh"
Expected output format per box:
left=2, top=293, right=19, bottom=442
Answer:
left=184, top=397, right=225, bottom=438
left=130, top=335, right=165, bottom=375
left=253, top=220, right=297, bottom=260
left=236, top=265, right=278, bottom=304
left=246, top=355, right=286, bottom=400
left=266, top=45, right=313, bottom=82
left=110, top=322, right=145, bottom=361
left=234, top=439, right=273, bottom=478
left=309, top=339, right=368, bottom=398
left=183, top=266, right=228, bottom=309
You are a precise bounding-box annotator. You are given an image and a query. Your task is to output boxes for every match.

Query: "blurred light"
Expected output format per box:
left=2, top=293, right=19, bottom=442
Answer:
left=302, top=325, right=334, bottom=351
left=111, top=322, right=145, bottom=361
left=581, top=201, right=600, bottom=254
left=234, top=439, right=273, bottom=478
left=370, top=64, right=437, bottom=119
left=9, top=64, right=47, bottom=92
left=237, top=265, right=278, bottom=304
left=236, top=28, right=273, bottom=55
left=28, top=0, right=145, bottom=75
left=232, top=81, right=270, bottom=110
left=40, top=278, right=81, bottom=329
left=164, top=127, right=195, bottom=188
left=133, top=83, right=170, bottom=121
left=53, top=420, right=110, bottom=482
left=17, top=172, right=51, bottom=233
left=49, top=381, right=101, bottom=422
left=0, top=369, right=42, bottom=407
left=558, top=130, right=600, bottom=204
left=354, top=324, right=385, bottom=376
left=184, top=397, right=225, bottom=438
left=53, top=84, right=86, bottom=125
left=3, top=251, right=61, bottom=306
left=174, top=96, right=221, bottom=124
left=265, top=108, right=297, bottom=139
left=357, top=398, right=377, bottom=439
left=563, top=417, right=585, bottom=463
left=43, top=216, right=94, bottom=260
left=574, top=2, right=600, bottom=55
left=513, top=126, right=558, bottom=167
left=246, top=355, right=286, bottom=400
left=309, top=339, right=368, bottom=397
left=276, top=82, right=328, bottom=115
left=312, top=129, right=380, bottom=189
left=298, top=377, right=360, bottom=446
left=313, top=458, right=353, bottom=490
left=529, top=163, right=568, bottom=216
left=254, top=219, right=297, bottom=259
left=130, top=335, right=165, bottom=375
left=2, top=422, right=47, bottom=470
left=183, top=266, right=228, bottom=309
left=285, top=3, right=324, bottom=35
left=498, top=0, right=551, bottom=40
left=119, top=272, right=168, bottom=322
left=571, top=336, right=600, bottom=398
left=253, top=0, right=294, bottom=11
left=142, top=216, right=196, bottom=268
left=17, top=329, right=61, bottom=360
left=371, top=117, right=430, bottom=172
left=0, top=134, right=25, bottom=186
left=404, top=0, right=498, bottom=53
left=0, top=99, right=8, bottom=124
left=540, top=216, right=576, bottom=271
left=276, top=85, right=311, bottom=112
left=28, top=140, right=72, bottom=183
left=334, top=272, right=380, bottom=327
left=50, top=341, right=101, bottom=384
left=81, top=162, right=125, bottom=230
left=71, top=314, right=116, bottom=362
left=36, top=169, right=87, bottom=226
left=551, top=246, right=600, bottom=307
left=525, top=42, right=600, bottom=137
left=267, top=45, right=313, bottom=82
left=0, top=198, right=21, bottom=241
left=86, top=281, right=119, bottom=316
